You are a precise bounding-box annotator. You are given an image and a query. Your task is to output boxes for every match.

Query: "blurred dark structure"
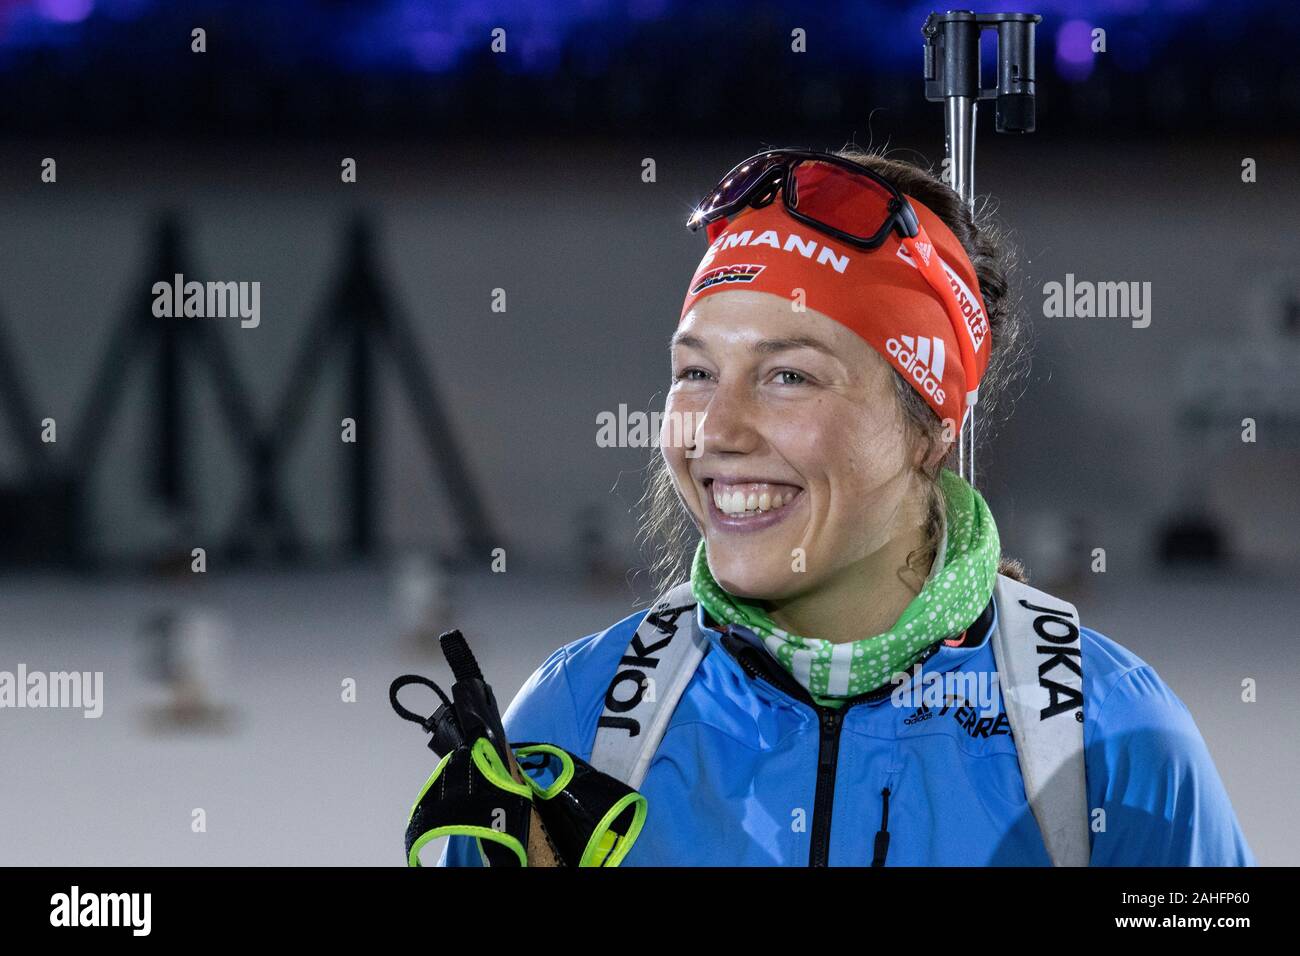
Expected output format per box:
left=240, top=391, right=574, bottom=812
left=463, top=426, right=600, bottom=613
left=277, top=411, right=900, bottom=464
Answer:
left=227, top=214, right=501, bottom=562
left=0, top=211, right=500, bottom=570
left=1157, top=512, right=1227, bottom=565
left=72, top=215, right=281, bottom=563
left=0, top=304, right=70, bottom=566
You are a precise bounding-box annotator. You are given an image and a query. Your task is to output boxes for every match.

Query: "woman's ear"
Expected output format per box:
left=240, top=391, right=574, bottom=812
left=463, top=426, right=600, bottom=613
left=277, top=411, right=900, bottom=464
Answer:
left=911, top=431, right=952, bottom=474
left=923, top=438, right=952, bottom=472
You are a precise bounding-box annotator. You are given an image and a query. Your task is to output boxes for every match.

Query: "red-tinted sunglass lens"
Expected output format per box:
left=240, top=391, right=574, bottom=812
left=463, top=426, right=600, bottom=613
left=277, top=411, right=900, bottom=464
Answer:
left=788, top=159, right=896, bottom=241
left=691, top=153, right=785, bottom=227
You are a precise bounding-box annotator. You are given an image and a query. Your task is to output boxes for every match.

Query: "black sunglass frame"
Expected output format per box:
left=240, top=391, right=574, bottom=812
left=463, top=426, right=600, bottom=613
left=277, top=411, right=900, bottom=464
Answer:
left=688, top=149, right=921, bottom=251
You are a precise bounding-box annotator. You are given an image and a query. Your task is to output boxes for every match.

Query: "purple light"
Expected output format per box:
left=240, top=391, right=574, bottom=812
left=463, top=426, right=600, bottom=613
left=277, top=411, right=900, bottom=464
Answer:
left=99, top=0, right=150, bottom=21
left=37, top=0, right=94, bottom=24
left=628, top=0, right=669, bottom=20
left=516, top=34, right=560, bottom=73
left=1105, top=0, right=1151, bottom=13
left=1056, top=19, right=1096, bottom=83
left=410, top=30, right=458, bottom=72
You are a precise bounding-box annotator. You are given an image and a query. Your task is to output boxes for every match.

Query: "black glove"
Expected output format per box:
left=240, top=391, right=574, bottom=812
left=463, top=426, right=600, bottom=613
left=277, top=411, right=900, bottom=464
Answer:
left=391, top=632, right=646, bottom=868
left=405, top=736, right=535, bottom=867
left=513, top=742, right=648, bottom=867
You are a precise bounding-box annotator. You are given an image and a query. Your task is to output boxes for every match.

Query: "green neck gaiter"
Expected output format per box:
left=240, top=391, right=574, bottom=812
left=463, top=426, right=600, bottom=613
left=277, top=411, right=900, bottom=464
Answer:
left=690, top=467, right=1000, bottom=707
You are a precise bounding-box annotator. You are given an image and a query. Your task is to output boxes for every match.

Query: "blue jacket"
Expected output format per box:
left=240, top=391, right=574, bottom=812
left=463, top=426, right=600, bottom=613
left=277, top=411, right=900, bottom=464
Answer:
left=438, top=595, right=1255, bottom=866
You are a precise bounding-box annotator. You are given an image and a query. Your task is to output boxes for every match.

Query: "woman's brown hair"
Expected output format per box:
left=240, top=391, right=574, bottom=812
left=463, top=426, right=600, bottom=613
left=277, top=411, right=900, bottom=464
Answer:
left=634, top=145, right=1030, bottom=601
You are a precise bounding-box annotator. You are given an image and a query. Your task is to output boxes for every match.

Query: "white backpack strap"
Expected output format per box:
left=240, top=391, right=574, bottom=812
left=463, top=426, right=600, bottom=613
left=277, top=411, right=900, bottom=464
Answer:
left=991, top=573, right=1091, bottom=867
left=589, top=582, right=708, bottom=790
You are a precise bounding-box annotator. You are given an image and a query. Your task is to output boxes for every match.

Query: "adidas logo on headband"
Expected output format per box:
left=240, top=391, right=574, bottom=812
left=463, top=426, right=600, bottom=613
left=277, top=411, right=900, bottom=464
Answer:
left=886, top=334, right=947, bottom=407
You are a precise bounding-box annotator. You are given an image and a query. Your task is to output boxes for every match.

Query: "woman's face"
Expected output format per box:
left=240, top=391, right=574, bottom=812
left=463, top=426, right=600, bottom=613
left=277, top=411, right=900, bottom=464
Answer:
left=663, top=290, right=925, bottom=600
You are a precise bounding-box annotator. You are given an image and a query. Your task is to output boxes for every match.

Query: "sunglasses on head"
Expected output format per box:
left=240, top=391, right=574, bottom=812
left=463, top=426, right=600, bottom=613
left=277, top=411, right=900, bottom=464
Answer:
left=686, top=149, right=921, bottom=249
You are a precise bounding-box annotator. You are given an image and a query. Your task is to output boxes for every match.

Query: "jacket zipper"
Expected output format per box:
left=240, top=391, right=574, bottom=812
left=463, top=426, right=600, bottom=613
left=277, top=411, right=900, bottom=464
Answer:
left=726, top=637, right=871, bottom=866
left=810, top=707, right=844, bottom=867
left=716, top=597, right=996, bottom=867
left=724, top=631, right=945, bottom=867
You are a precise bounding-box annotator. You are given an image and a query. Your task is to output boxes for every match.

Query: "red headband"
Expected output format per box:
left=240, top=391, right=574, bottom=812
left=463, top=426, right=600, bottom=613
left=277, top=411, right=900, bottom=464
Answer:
left=678, top=193, right=990, bottom=428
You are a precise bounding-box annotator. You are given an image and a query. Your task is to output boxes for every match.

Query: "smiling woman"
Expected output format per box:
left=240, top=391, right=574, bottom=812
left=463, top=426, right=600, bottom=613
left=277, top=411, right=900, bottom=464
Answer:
left=437, top=146, right=1255, bottom=868
left=647, top=145, right=1021, bottom=706
left=642, top=147, right=1028, bottom=613
left=664, top=290, right=945, bottom=640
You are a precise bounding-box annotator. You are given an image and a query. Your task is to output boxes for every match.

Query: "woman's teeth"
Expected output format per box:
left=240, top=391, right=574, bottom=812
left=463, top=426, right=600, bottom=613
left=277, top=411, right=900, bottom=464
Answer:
left=711, top=482, right=801, bottom=516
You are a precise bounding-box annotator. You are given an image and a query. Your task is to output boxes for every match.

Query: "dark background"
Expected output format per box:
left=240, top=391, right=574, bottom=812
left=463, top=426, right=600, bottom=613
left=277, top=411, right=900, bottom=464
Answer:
left=0, top=0, right=1294, bottom=865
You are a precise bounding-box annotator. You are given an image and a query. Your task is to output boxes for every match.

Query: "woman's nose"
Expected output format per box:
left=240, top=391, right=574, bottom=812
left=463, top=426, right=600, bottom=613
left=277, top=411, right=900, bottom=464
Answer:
left=692, top=383, right=760, bottom=456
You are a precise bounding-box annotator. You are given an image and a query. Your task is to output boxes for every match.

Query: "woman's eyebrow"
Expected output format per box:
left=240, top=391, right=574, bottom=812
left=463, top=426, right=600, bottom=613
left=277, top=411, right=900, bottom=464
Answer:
left=751, top=335, right=838, bottom=356
left=670, top=332, right=836, bottom=356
